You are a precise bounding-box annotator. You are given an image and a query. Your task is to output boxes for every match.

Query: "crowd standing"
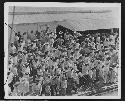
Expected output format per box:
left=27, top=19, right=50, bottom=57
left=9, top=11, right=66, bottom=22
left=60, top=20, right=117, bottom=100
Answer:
left=7, top=26, right=119, bottom=96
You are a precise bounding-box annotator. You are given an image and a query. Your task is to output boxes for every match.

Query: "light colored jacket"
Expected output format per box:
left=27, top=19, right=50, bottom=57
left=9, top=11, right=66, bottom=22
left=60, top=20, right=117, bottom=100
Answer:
left=61, top=79, right=67, bottom=88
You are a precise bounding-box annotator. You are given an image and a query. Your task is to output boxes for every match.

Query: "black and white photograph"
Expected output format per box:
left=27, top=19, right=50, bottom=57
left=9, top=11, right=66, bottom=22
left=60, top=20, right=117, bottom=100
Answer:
left=4, top=2, right=121, bottom=99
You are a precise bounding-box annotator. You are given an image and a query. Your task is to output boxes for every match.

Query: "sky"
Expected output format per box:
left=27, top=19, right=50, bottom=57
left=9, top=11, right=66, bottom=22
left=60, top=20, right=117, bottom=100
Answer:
left=7, top=5, right=121, bottom=31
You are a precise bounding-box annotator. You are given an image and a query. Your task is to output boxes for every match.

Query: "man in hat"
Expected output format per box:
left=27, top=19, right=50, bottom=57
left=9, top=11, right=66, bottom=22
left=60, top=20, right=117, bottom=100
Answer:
left=60, top=73, right=67, bottom=96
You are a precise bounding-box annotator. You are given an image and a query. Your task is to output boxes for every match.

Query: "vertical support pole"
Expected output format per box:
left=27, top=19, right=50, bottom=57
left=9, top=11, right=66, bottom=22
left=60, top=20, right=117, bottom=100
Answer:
left=8, top=6, right=15, bottom=56
left=10, top=6, right=15, bottom=44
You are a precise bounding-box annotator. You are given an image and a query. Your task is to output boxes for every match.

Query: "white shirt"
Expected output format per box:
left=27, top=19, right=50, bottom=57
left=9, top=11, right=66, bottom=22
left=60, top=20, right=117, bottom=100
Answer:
left=13, top=56, right=18, bottom=65
left=25, top=66, right=30, bottom=74
left=11, top=45, right=16, bottom=53
left=53, top=62, right=58, bottom=69
left=32, top=43, right=36, bottom=49
left=88, top=69, right=93, bottom=78
left=8, top=72, right=14, bottom=84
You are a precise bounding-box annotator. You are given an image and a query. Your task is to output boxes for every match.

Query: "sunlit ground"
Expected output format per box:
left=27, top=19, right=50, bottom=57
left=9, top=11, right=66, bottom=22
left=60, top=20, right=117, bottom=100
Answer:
left=101, top=90, right=118, bottom=96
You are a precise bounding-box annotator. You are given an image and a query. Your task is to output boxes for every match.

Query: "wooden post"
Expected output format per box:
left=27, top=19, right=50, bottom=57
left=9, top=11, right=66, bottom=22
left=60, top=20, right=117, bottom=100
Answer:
left=10, top=6, right=15, bottom=44
left=8, top=6, right=15, bottom=56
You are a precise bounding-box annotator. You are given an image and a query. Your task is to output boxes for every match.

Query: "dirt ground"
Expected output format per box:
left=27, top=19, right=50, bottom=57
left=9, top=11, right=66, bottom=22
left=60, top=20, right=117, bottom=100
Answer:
left=101, top=90, right=118, bottom=96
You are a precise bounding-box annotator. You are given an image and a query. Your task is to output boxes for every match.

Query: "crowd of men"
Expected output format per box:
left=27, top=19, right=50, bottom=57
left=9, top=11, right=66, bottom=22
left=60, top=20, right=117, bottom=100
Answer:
left=7, top=25, right=119, bottom=96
